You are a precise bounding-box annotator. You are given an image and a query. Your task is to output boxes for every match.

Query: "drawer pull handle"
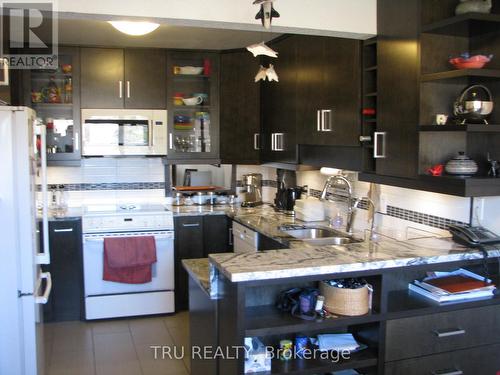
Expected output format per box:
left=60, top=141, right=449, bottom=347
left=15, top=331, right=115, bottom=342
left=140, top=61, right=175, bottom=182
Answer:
left=433, top=328, right=466, bottom=338
left=431, top=369, right=463, bottom=375
left=182, top=223, right=200, bottom=227
left=53, top=228, right=74, bottom=233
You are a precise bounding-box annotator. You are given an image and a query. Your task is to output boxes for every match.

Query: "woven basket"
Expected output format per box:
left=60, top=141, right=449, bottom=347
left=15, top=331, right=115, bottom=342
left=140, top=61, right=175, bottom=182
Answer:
left=319, top=281, right=370, bottom=316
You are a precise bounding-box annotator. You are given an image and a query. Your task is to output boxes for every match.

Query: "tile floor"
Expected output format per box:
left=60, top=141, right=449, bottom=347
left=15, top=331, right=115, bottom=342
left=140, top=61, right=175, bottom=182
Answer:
left=44, top=312, right=190, bottom=375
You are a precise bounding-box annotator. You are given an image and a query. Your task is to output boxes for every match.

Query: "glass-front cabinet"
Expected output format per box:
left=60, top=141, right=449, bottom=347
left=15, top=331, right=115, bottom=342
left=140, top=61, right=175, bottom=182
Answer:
left=166, top=51, right=219, bottom=160
left=28, top=47, right=81, bottom=165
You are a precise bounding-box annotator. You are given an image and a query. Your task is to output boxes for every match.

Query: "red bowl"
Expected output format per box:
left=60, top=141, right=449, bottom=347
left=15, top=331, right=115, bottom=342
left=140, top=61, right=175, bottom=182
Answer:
left=449, top=55, right=492, bottom=70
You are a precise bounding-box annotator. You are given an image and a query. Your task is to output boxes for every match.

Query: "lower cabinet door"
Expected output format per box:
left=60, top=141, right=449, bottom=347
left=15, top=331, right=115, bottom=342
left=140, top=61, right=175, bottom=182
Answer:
left=174, top=216, right=204, bottom=311
left=384, top=343, right=500, bottom=375
left=385, top=305, right=500, bottom=361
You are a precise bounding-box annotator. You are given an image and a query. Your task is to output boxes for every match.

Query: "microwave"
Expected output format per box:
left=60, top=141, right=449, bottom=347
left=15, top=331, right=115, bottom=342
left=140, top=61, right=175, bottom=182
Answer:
left=81, top=109, right=167, bottom=156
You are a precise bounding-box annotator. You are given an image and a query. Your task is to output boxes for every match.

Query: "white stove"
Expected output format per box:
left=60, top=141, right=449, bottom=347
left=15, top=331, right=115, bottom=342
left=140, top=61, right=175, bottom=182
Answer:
left=82, top=203, right=175, bottom=320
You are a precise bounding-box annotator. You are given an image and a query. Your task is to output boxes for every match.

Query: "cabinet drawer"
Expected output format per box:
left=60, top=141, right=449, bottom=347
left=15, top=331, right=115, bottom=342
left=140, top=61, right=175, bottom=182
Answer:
left=386, top=305, right=500, bottom=361
left=385, top=343, right=500, bottom=375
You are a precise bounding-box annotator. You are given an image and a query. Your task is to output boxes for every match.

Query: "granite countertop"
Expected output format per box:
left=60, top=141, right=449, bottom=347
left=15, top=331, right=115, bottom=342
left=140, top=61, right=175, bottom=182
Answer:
left=209, top=236, right=500, bottom=283
left=182, top=258, right=218, bottom=298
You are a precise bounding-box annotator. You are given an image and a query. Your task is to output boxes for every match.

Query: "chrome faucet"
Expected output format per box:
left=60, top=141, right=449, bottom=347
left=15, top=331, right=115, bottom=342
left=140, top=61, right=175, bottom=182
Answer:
left=354, top=197, right=376, bottom=240
left=320, top=174, right=356, bottom=234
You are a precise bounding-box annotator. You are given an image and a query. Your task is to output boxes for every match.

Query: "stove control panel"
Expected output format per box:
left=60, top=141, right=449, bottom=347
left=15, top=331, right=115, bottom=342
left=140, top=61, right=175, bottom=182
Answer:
left=83, top=212, right=174, bottom=233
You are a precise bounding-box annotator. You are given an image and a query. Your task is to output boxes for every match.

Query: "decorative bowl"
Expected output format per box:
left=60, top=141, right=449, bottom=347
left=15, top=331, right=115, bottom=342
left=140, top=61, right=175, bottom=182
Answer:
left=449, top=54, right=493, bottom=69
left=445, top=152, right=478, bottom=176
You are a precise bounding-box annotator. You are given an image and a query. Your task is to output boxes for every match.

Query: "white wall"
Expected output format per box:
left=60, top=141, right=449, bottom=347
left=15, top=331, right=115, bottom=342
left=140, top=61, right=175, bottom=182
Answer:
left=58, top=0, right=377, bottom=38
left=477, top=197, right=500, bottom=234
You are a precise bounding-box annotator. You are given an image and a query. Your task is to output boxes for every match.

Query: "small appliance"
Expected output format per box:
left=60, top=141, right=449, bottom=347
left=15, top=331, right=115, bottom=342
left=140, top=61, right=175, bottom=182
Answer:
left=275, top=187, right=302, bottom=214
left=241, top=173, right=263, bottom=207
left=453, top=84, right=494, bottom=124
left=81, top=109, right=167, bottom=156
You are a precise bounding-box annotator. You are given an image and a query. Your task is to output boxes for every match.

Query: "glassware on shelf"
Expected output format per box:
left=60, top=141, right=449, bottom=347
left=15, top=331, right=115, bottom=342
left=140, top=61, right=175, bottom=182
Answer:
left=63, top=77, right=72, bottom=104
left=45, top=76, right=61, bottom=103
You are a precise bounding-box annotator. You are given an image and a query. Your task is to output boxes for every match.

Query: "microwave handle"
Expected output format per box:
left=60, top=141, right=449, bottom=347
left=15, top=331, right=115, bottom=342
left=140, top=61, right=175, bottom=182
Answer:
left=148, top=120, right=153, bottom=147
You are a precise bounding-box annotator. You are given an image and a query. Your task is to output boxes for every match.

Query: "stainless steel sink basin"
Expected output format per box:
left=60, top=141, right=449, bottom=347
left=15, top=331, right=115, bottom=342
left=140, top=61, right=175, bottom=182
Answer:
left=280, top=226, right=364, bottom=245
left=282, top=227, right=342, bottom=239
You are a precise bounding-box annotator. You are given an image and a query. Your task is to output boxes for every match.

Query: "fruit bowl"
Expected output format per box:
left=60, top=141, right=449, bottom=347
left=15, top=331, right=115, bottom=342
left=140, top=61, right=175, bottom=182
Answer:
left=449, top=53, right=493, bottom=69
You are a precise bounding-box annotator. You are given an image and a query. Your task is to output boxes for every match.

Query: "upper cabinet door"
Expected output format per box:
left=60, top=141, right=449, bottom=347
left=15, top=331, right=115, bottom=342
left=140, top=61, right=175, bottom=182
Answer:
left=261, top=36, right=298, bottom=165
left=322, top=37, right=362, bottom=147
left=81, top=48, right=124, bottom=109
left=376, top=0, right=420, bottom=178
left=220, top=51, right=260, bottom=164
left=124, top=49, right=166, bottom=109
left=297, top=36, right=362, bottom=147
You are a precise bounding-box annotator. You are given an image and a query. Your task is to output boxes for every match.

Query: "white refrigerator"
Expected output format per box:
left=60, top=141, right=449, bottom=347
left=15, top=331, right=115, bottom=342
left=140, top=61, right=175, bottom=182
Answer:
left=0, top=106, right=52, bottom=375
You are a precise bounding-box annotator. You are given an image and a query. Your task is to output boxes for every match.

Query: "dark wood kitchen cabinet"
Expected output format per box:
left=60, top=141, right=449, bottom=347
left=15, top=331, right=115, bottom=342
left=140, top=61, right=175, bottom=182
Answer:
left=373, top=0, right=420, bottom=179
left=81, top=48, right=124, bottom=109
left=261, top=35, right=362, bottom=168
left=81, top=48, right=166, bottom=109
left=203, top=215, right=233, bottom=255
left=124, top=49, right=166, bottom=109
left=296, top=35, right=362, bottom=147
left=220, top=50, right=261, bottom=164
left=174, top=215, right=231, bottom=310
left=41, top=218, right=84, bottom=322
left=261, top=36, right=298, bottom=165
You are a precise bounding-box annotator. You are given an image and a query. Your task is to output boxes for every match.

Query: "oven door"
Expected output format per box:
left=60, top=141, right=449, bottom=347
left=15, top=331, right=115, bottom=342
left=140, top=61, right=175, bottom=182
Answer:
left=82, top=231, right=174, bottom=296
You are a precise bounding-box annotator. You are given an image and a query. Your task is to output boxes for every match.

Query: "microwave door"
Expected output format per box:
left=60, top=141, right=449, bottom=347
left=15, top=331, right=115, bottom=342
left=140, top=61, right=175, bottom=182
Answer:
left=83, top=122, right=120, bottom=156
left=121, top=122, right=149, bottom=147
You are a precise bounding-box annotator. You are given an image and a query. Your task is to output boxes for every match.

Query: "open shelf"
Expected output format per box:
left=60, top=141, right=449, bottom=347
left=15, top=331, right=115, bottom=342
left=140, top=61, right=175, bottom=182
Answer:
left=386, top=283, right=500, bottom=320
left=419, top=124, right=500, bottom=132
left=32, top=103, right=73, bottom=108
left=359, top=172, right=500, bottom=197
left=269, top=348, right=378, bottom=375
left=421, top=12, right=500, bottom=37
left=421, top=68, right=500, bottom=82
left=245, top=305, right=381, bottom=337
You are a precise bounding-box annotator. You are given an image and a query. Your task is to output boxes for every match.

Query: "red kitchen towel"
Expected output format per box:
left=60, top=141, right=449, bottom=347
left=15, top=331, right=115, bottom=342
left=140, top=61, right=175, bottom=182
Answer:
left=103, top=236, right=157, bottom=284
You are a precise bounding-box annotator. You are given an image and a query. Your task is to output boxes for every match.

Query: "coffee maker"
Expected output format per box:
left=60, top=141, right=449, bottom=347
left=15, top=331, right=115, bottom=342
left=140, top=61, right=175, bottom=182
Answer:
left=241, top=173, right=263, bottom=207
left=274, top=170, right=302, bottom=215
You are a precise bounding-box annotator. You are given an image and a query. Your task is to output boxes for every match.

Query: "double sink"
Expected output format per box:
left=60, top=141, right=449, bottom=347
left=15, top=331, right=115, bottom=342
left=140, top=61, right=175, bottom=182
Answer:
left=279, top=224, right=364, bottom=245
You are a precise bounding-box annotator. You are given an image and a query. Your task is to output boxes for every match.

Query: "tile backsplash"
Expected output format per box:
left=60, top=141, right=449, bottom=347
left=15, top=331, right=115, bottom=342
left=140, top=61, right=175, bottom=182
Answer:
left=45, top=157, right=166, bottom=207
left=47, top=157, right=165, bottom=185
left=294, top=169, right=473, bottom=234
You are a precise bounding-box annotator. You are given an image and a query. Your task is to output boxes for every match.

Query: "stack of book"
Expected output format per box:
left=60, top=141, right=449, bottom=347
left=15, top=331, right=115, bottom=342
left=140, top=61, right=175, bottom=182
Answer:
left=408, top=268, right=497, bottom=303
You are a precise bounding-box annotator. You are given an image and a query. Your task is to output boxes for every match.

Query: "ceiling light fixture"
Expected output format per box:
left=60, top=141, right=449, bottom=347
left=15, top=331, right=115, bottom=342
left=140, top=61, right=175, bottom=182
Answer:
left=108, top=21, right=160, bottom=36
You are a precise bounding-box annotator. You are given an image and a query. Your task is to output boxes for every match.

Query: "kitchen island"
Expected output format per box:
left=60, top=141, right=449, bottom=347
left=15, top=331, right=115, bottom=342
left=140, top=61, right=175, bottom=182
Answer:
left=184, top=227, right=500, bottom=375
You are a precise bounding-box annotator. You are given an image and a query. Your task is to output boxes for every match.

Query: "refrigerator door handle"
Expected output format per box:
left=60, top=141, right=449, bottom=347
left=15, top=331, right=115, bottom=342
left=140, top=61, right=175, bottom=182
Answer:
left=37, top=124, right=50, bottom=265
left=35, top=272, right=52, bottom=304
